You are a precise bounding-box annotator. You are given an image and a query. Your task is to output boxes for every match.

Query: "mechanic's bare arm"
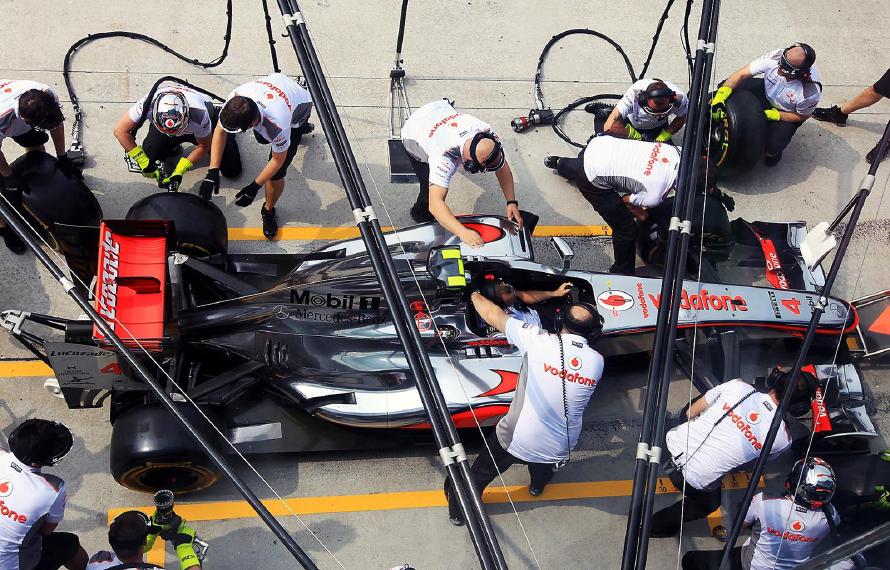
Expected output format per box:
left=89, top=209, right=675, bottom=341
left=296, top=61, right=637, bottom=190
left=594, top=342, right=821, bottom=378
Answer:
left=775, top=110, right=809, bottom=123
left=622, top=194, right=649, bottom=222
left=687, top=396, right=710, bottom=420
left=255, top=150, right=287, bottom=186
left=471, top=291, right=509, bottom=333
left=39, top=522, right=58, bottom=537
left=112, top=113, right=139, bottom=153
left=517, top=282, right=573, bottom=304
left=666, top=115, right=687, bottom=134
left=208, top=125, right=228, bottom=169
left=603, top=106, right=624, bottom=134
left=495, top=161, right=523, bottom=229
left=49, top=124, right=66, bottom=156
left=188, top=134, right=212, bottom=165
left=428, top=184, right=484, bottom=247
left=722, top=65, right=754, bottom=90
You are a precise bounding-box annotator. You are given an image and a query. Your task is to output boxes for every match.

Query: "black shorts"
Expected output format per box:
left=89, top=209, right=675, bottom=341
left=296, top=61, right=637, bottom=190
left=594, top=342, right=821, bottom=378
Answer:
left=35, top=532, right=81, bottom=570
left=11, top=128, right=49, bottom=148
left=874, top=68, right=890, bottom=99
left=254, top=126, right=306, bottom=181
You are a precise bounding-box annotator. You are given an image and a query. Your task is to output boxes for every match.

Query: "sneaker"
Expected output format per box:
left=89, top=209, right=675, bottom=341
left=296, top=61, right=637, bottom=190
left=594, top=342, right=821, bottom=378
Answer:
left=261, top=203, right=279, bottom=239
left=544, top=155, right=563, bottom=170
left=0, top=227, right=26, bottom=255
left=866, top=141, right=889, bottom=165
left=764, top=153, right=783, bottom=167
left=448, top=514, right=465, bottom=527
left=409, top=204, right=435, bottom=224
left=812, top=105, right=848, bottom=126
left=299, top=122, right=315, bottom=135
left=584, top=101, right=614, bottom=118
left=528, top=484, right=544, bottom=497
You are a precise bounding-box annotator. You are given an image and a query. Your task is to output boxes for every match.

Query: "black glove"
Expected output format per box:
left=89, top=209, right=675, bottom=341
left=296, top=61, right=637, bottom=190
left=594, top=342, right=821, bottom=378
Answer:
left=156, top=513, right=183, bottom=541
left=234, top=180, right=262, bottom=207
left=1, top=174, right=20, bottom=193
left=719, top=193, right=735, bottom=212
left=199, top=168, right=220, bottom=201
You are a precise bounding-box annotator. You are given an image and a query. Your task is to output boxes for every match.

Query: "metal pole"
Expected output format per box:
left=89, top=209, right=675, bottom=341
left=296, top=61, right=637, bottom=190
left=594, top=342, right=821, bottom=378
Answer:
left=797, top=521, right=890, bottom=569
left=0, top=202, right=318, bottom=569
left=395, top=0, right=409, bottom=68
left=719, top=121, right=890, bottom=569
left=620, top=1, right=718, bottom=567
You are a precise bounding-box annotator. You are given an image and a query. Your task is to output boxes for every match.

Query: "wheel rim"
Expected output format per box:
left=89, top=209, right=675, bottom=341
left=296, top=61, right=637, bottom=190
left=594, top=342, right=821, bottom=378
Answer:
left=119, top=461, right=219, bottom=494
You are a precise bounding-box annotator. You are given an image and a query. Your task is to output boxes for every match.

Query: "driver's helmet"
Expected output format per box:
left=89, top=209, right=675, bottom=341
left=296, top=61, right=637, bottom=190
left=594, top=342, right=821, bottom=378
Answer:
left=150, top=91, right=190, bottom=136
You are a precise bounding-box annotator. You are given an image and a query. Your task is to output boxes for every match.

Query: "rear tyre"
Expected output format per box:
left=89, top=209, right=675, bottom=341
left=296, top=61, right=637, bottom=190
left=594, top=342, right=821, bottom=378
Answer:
left=110, top=403, right=220, bottom=494
left=710, top=89, right=767, bottom=178
left=127, top=192, right=228, bottom=256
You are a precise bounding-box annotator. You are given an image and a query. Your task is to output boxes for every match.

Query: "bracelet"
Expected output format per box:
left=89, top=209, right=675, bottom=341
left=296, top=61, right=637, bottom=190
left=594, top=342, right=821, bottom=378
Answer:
left=506, top=200, right=518, bottom=206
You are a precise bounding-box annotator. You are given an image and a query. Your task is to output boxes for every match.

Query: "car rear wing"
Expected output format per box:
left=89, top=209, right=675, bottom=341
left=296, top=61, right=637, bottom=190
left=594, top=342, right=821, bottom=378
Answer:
left=93, top=220, right=172, bottom=351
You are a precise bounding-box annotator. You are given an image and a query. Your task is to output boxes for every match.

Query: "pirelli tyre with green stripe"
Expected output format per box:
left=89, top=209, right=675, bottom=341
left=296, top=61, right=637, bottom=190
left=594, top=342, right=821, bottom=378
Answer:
left=709, top=89, right=767, bottom=178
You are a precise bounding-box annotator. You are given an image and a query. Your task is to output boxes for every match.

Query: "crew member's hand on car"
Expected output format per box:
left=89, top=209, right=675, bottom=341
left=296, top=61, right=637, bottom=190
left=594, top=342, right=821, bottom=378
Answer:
left=458, top=227, right=485, bottom=248
left=505, top=201, right=523, bottom=229
left=710, top=86, right=733, bottom=107
left=625, top=124, right=644, bottom=141
left=622, top=194, right=648, bottom=222
left=162, top=157, right=194, bottom=190
left=552, top=282, right=574, bottom=298
left=655, top=129, right=673, bottom=142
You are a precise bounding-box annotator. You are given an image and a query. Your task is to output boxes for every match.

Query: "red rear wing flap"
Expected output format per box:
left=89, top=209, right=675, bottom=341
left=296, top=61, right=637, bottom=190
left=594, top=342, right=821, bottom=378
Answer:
left=93, top=221, right=171, bottom=349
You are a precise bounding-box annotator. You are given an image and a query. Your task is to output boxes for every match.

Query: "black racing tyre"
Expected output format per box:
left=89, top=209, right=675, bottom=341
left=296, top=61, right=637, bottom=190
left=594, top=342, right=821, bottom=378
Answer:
left=126, top=192, right=228, bottom=256
left=110, top=403, right=220, bottom=494
left=710, top=89, right=767, bottom=178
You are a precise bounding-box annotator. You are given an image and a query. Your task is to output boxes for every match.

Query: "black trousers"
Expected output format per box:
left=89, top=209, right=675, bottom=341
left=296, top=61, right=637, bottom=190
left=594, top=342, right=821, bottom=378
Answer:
left=405, top=150, right=431, bottom=214
left=444, top=430, right=556, bottom=520
left=681, top=546, right=743, bottom=570
left=11, top=128, right=50, bottom=148
left=35, top=531, right=81, bottom=570
left=557, top=150, right=638, bottom=275
left=734, top=77, right=802, bottom=157
left=650, top=459, right=722, bottom=536
left=141, top=113, right=242, bottom=179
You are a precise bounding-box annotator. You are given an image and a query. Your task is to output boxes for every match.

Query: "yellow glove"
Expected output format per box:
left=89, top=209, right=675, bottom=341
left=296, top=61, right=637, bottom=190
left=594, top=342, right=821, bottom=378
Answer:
left=161, top=157, right=194, bottom=188
left=127, top=146, right=158, bottom=179
left=710, top=85, right=732, bottom=107
left=655, top=129, right=672, bottom=142
left=172, top=521, right=200, bottom=569
left=626, top=124, right=643, bottom=141
left=764, top=108, right=781, bottom=121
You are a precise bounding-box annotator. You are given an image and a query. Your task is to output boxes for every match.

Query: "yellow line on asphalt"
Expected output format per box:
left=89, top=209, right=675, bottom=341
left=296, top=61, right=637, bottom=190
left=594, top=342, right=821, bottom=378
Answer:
left=0, top=360, right=52, bottom=377
left=228, top=224, right=612, bottom=241
left=108, top=473, right=760, bottom=523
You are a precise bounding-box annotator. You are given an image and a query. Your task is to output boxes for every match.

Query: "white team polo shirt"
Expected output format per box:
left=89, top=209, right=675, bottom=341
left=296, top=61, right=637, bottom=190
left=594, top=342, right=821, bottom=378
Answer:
left=225, top=73, right=313, bottom=153
left=665, top=379, right=791, bottom=490
left=496, top=318, right=604, bottom=463
left=615, top=78, right=689, bottom=131
left=128, top=83, right=215, bottom=139
left=400, top=99, right=497, bottom=189
left=748, top=49, right=822, bottom=116
left=583, top=136, right=680, bottom=207
left=0, top=80, right=60, bottom=142
left=741, top=493, right=837, bottom=570
left=0, top=451, right=67, bottom=570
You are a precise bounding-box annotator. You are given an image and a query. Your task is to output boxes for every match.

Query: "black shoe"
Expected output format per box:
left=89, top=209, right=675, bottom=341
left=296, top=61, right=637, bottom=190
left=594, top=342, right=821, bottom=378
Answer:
left=608, top=264, right=634, bottom=276
left=544, top=155, right=563, bottom=170
left=449, top=514, right=465, bottom=526
left=649, top=526, right=679, bottom=538
left=764, top=153, right=783, bottom=167
left=409, top=204, right=435, bottom=224
left=528, top=484, right=544, bottom=497
left=0, top=227, right=26, bottom=255
left=812, top=105, right=848, bottom=126
left=584, top=101, right=615, bottom=118
left=866, top=141, right=889, bottom=165
left=261, top=204, right=279, bottom=239
left=299, top=122, right=315, bottom=135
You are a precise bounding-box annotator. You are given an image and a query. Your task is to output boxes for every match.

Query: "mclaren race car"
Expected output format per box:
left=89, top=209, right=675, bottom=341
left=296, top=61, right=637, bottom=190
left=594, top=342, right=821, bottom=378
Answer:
left=2, top=183, right=887, bottom=493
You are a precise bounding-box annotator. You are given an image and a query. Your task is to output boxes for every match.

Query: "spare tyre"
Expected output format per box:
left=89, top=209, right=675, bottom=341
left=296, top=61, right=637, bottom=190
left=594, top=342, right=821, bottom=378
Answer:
left=710, top=89, right=767, bottom=178
left=127, top=192, right=228, bottom=256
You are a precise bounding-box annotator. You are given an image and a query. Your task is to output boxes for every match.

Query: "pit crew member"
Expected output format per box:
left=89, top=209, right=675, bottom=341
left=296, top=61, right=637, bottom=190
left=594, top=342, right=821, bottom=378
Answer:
left=481, top=278, right=574, bottom=328
left=112, top=80, right=242, bottom=194
left=0, top=419, right=88, bottom=570
left=444, top=291, right=604, bottom=525
left=86, top=510, right=201, bottom=570
left=711, top=43, right=821, bottom=167
left=602, top=79, right=689, bottom=142
left=400, top=99, right=522, bottom=247
left=544, top=136, right=680, bottom=275
left=204, top=73, right=314, bottom=239
left=0, top=80, right=68, bottom=255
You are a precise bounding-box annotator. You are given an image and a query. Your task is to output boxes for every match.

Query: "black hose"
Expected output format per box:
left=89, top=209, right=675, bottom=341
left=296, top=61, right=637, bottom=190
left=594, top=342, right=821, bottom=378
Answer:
left=261, top=0, right=282, bottom=73
left=395, top=0, right=410, bottom=60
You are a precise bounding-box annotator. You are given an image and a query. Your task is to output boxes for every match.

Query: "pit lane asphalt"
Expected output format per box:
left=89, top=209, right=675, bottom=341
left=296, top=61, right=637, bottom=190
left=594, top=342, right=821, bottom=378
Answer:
left=2, top=0, right=890, bottom=567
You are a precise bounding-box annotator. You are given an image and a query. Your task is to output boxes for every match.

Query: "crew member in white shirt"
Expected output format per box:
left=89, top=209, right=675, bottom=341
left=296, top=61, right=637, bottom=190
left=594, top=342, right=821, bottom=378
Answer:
left=445, top=292, right=604, bottom=526
left=481, top=278, right=574, bottom=329
left=545, top=136, right=680, bottom=275
left=0, top=419, right=88, bottom=570
left=649, top=370, right=805, bottom=537
left=711, top=43, right=821, bottom=166
left=603, top=79, right=689, bottom=142
left=203, top=73, right=314, bottom=239
left=86, top=510, right=200, bottom=570
left=400, top=99, right=522, bottom=247
left=0, top=80, right=68, bottom=255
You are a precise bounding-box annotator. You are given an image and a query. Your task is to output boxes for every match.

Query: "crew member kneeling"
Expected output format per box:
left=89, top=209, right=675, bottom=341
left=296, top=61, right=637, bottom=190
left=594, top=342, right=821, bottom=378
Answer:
left=650, top=370, right=802, bottom=538
left=444, top=292, right=604, bottom=526
left=712, top=43, right=821, bottom=167
left=87, top=510, right=201, bottom=570
left=204, top=73, right=313, bottom=239
left=112, top=80, right=242, bottom=195
left=401, top=99, right=522, bottom=247
left=602, top=79, right=688, bottom=142
left=545, top=136, right=680, bottom=275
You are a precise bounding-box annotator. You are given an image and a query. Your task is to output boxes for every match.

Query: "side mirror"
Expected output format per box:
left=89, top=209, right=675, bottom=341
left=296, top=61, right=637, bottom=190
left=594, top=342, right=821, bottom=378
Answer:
left=550, top=236, right=574, bottom=271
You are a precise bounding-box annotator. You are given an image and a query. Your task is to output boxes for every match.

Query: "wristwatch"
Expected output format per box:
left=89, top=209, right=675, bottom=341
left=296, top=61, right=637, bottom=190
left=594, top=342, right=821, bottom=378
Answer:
left=506, top=200, right=519, bottom=206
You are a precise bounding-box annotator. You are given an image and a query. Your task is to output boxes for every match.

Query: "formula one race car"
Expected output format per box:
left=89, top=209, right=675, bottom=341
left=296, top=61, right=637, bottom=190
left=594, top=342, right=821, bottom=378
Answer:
left=3, top=189, right=888, bottom=493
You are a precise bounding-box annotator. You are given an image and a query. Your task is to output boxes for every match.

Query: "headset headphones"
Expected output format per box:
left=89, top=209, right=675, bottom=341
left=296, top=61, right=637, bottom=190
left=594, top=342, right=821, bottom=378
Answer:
left=463, top=131, right=505, bottom=174
left=636, top=80, right=680, bottom=119
left=7, top=419, right=73, bottom=467
left=109, top=510, right=153, bottom=554
left=563, top=301, right=605, bottom=343
left=779, top=43, right=816, bottom=81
